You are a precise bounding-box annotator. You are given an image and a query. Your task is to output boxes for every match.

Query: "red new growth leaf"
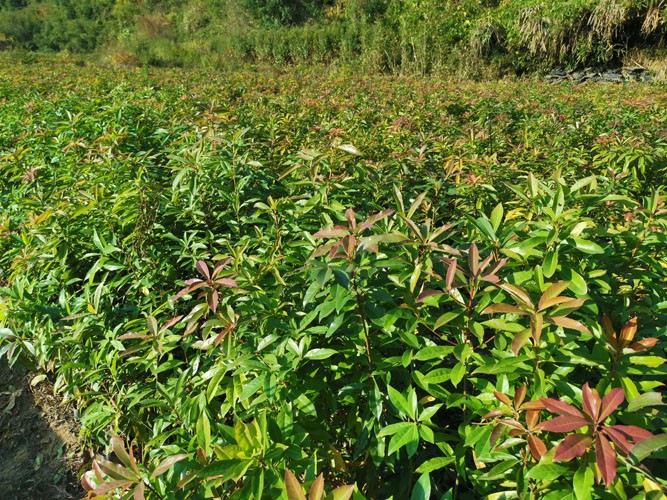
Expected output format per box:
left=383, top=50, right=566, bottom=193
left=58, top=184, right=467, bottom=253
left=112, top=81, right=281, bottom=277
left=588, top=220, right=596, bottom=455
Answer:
left=598, top=387, right=625, bottom=422
left=345, top=208, right=357, bottom=232
left=554, top=434, right=593, bottom=461
left=514, top=385, right=527, bottom=408
left=601, top=314, right=616, bottom=346
left=528, top=435, right=547, bottom=461
left=540, top=415, right=590, bottom=433
left=602, top=426, right=633, bottom=455
left=196, top=260, right=210, bottom=280
left=619, top=317, right=638, bottom=345
left=629, top=337, right=658, bottom=352
left=494, top=391, right=512, bottom=407
left=611, top=425, right=654, bottom=443
left=595, top=433, right=617, bottom=486
left=581, top=383, right=601, bottom=422
left=541, top=398, right=586, bottom=418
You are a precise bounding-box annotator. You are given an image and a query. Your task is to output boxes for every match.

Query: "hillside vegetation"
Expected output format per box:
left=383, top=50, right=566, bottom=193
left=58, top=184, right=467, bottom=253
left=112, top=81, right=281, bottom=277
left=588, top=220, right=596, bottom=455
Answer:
left=0, top=0, right=667, bottom=75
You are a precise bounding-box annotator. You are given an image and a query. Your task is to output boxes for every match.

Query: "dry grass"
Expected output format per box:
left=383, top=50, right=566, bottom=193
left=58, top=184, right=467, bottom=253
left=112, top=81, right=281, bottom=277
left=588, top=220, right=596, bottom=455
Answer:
left=642, top=0, right=665, bottom=34
left=589, top=0, right=627, bottom=41
left=625, top=49, right=667, bottom=81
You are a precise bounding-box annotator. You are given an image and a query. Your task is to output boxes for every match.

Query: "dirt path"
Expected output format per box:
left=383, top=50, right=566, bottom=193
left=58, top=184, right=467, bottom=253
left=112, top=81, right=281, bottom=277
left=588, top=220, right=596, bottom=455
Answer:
left=0, top=360, right=83, bottom=499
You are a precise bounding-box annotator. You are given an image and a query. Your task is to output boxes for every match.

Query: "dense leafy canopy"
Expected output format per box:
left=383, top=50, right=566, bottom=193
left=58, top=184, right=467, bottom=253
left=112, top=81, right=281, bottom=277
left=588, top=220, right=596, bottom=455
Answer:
left=0, top=58, right=666, bottom=498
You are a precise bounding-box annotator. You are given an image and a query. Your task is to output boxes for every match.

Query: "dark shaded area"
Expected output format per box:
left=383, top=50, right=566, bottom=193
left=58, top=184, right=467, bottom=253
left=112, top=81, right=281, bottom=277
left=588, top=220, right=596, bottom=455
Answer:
left=0, top=361, right=82, bottom=499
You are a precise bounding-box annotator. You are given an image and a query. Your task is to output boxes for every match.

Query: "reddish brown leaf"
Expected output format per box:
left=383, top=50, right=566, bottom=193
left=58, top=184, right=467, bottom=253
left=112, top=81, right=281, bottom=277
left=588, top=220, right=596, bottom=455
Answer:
left=537, top=281, right=570, bottom=311
left=118, top=332, right=150, bottom=341
left=481, top=303, right=528, bottom=315
left=416, top=289, right=444, bottom=303
left=479, top=253, right=494, bottom=274
left=619, top=317, right=638, bottom=345
left=468, top=243, right=479, bottom=277
left=92, top=479, right=135, bottom=495
left=313, top=227, right=348, bottom=239
left=486, top=258, right=508, bottom=278
left=601, top=426, right=633, bottom=455
left=311, top=241, right=338, bottom=258
left=582, top=383, right=601, bottom=422
left=309, top=473, right=325, bottom=500
left=499, top=283, right=533, bottom=308
left=345, top=208, right=357, bottom=232
left=539, top=415, right=590, bottom=433
left=184, top=278, right=204, bottom=286
left=159, top=315, right=184, bottom=334
left=531, top=313, right=544, bottom=344
left=196, top=260, right=210, bottom=280
left=214, top=277, right=238, bottom=288
left=528, top=435, right=547, bottom=461
left=285, top=469, right=306, bottom=500
left=211, top=257, right=232, bottom=278
left=551, top=298, right=588, bottom=312
left=512, top=329, right=531, bottom=356
left=546, top=315, right=590, bottom=334
left=446, top=258, right=457, bottom=291
left=611, top=425, right=654, bottom=443
left=514, top=385, right=527, bottom=408
left=359, top=209, right=395, bottom=230
left=601, top=314, right=616, bottom=345
left=540, top=398, right=586, bottom=418
left=629, top=337, right=658, bottom=352
left=538, top=295, right=576, bottom=311
left=521, top=400, right=546, bottom=411
left=598, top=387, right=625, bottom=422
left=207, top=289, right=219, bottom=314
left=133, top=481, right=145, bottom=500
left=595, top=433, right=617, bottom=486
left=480, top=273, right=501, bottom=283
left=483, top=409, right=510, bottom=419
left=525, top=409, right=541, bottom=429
left=494, top=391, right=512, bottom=407
left=490, top=423, right=505, bottom=446
left=498, top=419, right=526, bottom=431
left=554, top=434, right=593, bottom=461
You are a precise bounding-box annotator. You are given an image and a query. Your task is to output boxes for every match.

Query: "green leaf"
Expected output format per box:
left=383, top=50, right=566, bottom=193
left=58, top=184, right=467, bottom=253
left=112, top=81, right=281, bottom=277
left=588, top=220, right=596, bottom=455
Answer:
left=415, top=456, right=455, bottom=473
left=573, top=466, right=593, bottom=500
left=304, top=348, right=338, bottom=360
left=388, top=385, right=412, bottom=417
left=414, top=345, right=455, bottom=360
left=478, top=458, right=519, bottom=480
left=333, top=269, right=349, bottom=289
left=628, top=356, right=665, bottom=368
left=490, top=203, right=504, bottom=231
left=196, top=412, right=211, bottom=454
left=568, top=269, right=588, bottom=296
left=387, top=423, right=419, bottom=456
left=525, top=463, right=569, bottom=481
left=422, top=368, right=452, bottom=384
left=450, top=362, right=465, bottom=388
left=472, top=356, right=531, bottom=375
left=239, top=374, right=266, bottom=402
left=629, top=434, right=667, bottom=463
left=568, top=238, right=604, bottom=255
left=410, top=472, right=431, bottom=500
left=627, top=392, right=665, bottom=412
left=476, top=216, right=496, bottom=241
left=543, top=249, right=558, bottom=278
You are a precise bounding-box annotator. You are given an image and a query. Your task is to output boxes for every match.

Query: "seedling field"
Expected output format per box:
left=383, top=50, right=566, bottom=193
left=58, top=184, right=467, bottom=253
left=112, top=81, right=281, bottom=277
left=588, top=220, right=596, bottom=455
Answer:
left=1, top=61, right=666, bottom=499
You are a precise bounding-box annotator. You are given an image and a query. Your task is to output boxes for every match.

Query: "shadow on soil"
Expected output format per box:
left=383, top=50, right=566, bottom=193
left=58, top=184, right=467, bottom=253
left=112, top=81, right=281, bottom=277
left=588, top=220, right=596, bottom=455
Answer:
left=0, top=360, right=83, bottom=499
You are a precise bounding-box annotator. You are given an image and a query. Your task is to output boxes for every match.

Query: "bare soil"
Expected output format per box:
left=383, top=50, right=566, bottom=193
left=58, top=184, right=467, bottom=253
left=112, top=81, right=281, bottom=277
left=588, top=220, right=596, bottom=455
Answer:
left=0, top=360, right=84, bottom=499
